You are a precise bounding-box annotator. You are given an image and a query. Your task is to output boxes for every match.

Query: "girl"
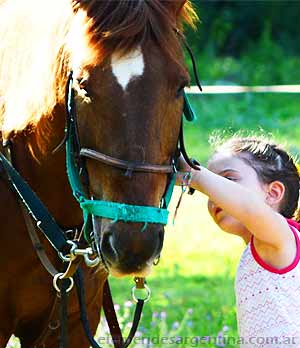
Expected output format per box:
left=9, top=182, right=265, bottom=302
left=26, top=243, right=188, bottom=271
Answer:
left=177, top=136, right=300, bottom=348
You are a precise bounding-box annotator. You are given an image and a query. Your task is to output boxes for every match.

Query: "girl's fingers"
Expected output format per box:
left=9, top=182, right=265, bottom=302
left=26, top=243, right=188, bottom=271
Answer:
left=176, top=171, right=193, bottom=186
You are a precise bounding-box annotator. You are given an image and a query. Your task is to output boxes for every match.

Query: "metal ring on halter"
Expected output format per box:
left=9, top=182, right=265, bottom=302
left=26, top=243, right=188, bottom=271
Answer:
left=53, top=273, right=74, bottom=293
left=153, top=256, right=160, bottom=266
left=83, top=252, right=100, bottom=267
left=58, top=240, right=78, bottom=262
left=131, top=283, right=151, bottom=303
left=48, top=320, right=60, bottom=330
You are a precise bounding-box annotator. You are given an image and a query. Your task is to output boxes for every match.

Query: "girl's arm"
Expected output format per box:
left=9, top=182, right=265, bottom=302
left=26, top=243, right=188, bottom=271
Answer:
left=181, top=166, right=294, bottom=250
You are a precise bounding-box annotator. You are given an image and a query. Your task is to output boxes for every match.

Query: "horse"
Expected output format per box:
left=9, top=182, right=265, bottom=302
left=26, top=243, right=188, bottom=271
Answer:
left=0, top=0, right=197, bottom=347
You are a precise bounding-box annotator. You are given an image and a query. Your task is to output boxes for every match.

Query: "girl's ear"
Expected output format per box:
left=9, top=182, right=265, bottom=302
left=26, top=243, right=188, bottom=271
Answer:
left=265, top=181, right=285, bottom=207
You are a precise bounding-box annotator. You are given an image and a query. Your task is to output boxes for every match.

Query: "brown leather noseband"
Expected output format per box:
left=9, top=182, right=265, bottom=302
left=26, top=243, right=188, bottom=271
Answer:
left=80, top=148, right=174, bottom=177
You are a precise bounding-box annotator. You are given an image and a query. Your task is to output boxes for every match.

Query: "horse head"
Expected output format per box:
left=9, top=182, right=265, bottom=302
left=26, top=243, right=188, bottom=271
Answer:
left=0, top=0, right=197, bottom=278
left=68, top=0, right=197, bottom=277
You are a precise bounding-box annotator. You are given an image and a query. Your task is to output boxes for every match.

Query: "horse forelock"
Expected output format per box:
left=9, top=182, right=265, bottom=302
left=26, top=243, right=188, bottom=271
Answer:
left=78, top=0, right=197, bottom=62
left=0, top=0, right=197, bottom=138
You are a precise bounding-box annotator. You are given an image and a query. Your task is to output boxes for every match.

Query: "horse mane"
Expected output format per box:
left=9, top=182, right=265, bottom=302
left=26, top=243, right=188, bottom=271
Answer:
left=0, top=0, right=197, bottom=137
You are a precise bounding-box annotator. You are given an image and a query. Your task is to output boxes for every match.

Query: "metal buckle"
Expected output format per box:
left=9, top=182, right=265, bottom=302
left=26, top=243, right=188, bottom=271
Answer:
left=58, top=240, right=77, bottom=262
left=73, top=246, right=100, bottom=267
left=53, top=273, right=74, bottom=293
left=131, top=277, right=151, bottom=303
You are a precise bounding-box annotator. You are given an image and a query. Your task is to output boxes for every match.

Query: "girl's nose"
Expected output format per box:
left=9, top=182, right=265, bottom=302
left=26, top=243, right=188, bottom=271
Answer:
left=207, top=199, right=216, bottom=216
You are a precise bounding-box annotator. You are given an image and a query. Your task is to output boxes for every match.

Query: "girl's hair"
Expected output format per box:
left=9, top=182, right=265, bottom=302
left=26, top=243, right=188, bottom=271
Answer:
left=213, top=136, right=300, bottom=221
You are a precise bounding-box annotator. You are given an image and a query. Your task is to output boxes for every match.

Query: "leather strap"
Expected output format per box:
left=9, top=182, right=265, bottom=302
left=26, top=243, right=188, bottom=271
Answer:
left=80, top=148, right=173, bottom=174
left=103, top=281, right=124, bottom=348
left=21, top=203, right=59, bottom=276
left=0, top=146, right=81, bottom=279
left=0, top=152, right=69, bottom=254
left=32, top=296, right=60, bottom=348
left=103, top=281, right=144, bottom=348
left=20, top=196, right=81, bottom=278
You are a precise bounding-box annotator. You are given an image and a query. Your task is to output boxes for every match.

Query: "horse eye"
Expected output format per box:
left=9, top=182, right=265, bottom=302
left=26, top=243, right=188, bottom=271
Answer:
left=77, top=77, right=88, bottom=90
left=77, top=77, right=92, bottom=98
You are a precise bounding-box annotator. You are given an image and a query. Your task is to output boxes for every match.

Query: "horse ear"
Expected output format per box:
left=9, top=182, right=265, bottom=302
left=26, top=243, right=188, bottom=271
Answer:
left=164, top=0, right=186, bottom=18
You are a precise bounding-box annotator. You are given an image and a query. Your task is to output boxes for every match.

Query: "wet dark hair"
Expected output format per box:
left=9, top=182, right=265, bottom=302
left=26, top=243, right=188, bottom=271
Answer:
left=213, top=136, right=300, bottom=221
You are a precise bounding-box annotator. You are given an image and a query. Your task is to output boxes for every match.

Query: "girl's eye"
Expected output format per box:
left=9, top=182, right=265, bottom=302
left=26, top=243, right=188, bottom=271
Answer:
left=227, top=177, right=238, bottom=182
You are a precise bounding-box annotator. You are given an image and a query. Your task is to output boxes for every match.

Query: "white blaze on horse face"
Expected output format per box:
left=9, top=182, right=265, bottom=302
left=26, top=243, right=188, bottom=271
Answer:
left=111, top=47, right=144, bottom=91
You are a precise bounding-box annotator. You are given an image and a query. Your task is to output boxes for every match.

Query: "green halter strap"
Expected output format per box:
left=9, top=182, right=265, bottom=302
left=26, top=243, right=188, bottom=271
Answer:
left=66, top=129, right=175, bottom=228
left=65, top=73, right=196, bottom=240
left=65, top=77, right=176, bottom=240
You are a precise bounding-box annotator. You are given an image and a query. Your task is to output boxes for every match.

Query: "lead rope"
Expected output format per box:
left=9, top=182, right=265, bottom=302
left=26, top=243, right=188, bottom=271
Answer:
left=74, top=269, right=106, bottom=348
left=59, top=279, right=71, bottom=348
left=74, top=269, right=148, bottom=348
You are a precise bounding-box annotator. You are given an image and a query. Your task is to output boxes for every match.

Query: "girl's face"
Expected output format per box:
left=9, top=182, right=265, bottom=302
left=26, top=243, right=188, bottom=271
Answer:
left=207, top=151, right=268, bottom=237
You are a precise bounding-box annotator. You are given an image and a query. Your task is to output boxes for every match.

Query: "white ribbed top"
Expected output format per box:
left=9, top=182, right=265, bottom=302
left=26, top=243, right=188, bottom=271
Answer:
left=235, top=223, right=300, bottom=348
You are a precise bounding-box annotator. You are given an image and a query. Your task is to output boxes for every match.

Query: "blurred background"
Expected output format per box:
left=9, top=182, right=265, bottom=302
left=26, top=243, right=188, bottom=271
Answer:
left=186, top=0, right=300, bottom=86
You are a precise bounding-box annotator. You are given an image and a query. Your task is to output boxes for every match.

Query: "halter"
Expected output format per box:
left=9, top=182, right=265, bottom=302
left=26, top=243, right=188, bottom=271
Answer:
left=65, top=71, right=194, bottom=240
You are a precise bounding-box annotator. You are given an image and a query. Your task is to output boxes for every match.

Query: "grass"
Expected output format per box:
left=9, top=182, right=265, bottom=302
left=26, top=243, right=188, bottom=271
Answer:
left=8, top=92, right=300, bottom=347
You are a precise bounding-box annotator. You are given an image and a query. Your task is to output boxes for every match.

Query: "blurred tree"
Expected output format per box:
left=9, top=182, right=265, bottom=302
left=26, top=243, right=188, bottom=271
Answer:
left=186, top=0, right=300, bottom=57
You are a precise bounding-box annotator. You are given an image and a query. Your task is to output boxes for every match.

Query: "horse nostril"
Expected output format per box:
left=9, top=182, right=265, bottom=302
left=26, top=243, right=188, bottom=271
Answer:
left=100, top=223, right=165, bottom=274
left=158, top=228, right=164, bottom=248
left=155, top=228, right=164, bottom=257
left=101, top=232, right=117, bottom=264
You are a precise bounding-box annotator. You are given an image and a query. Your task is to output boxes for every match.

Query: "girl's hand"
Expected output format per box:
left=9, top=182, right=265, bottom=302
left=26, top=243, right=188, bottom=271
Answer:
left=176, top=155, right=193, bottom=186
left=177, top=154, right=192, bottom=172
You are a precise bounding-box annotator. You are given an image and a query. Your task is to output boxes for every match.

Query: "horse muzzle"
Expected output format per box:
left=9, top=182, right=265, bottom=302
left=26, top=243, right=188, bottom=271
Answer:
left=97, top=219, right=164, bottom=276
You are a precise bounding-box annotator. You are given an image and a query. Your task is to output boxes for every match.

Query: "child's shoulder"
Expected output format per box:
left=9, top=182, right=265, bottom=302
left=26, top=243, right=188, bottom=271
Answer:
left=251, top=218, right=300, bottom=274
left=286, top=218, right=300, bottom=231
